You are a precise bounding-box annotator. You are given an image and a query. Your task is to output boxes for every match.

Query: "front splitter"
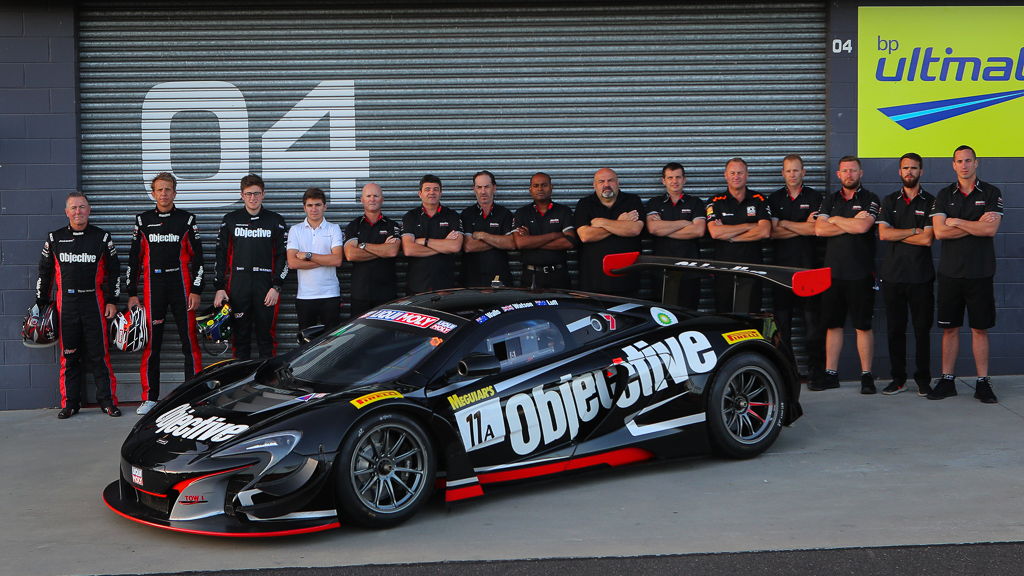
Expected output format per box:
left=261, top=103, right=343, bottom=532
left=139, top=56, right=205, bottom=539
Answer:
left=102, top=481, right=340, bottom=537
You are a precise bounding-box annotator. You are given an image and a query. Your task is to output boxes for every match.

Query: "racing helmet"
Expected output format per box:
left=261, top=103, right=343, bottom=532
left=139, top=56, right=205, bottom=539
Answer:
left=196, top=303, right=232, bottom=342
left=111, top=305, right=148, bottom=352
left=22, top=303, right=58, bottom=348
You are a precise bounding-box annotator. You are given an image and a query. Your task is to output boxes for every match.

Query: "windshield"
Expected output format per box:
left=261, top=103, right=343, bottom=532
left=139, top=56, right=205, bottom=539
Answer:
left=289, top=321, right=446, bottom=387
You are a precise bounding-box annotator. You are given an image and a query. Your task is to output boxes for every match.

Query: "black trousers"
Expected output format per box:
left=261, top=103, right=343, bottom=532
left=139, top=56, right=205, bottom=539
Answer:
left=772, top=286, right=825, bottom=380
left=230, top=273, right=277, bottom=360
left=140, top=273, right=201, bottom=401
left=296, top=297, right=341, bottom=332
left=350, top=296, right=393, bottom=318
left=57, top=293, right=116, bottom=408
left=882, top=280, right=934, bottom=383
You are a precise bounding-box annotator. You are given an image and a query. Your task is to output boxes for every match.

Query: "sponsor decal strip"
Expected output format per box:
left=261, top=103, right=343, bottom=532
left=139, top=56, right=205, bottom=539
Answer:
left=476, top=447, right=654, bottom=484
left=154, top=404, right=250, bottom=443
left=454, top=331, right=717, bottom=456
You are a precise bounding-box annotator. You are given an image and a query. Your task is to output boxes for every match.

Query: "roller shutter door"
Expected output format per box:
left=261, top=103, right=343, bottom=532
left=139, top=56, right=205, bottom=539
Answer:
left=78, top=1, right=827, bottom=395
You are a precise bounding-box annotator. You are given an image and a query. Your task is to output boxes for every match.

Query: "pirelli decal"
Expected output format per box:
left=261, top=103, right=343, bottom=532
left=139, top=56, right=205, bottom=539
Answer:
left=350, top=390, right=403, bottom=409
left=448, top=386, right=496, bottom=410
left=722, top=329, right=762, bottom=344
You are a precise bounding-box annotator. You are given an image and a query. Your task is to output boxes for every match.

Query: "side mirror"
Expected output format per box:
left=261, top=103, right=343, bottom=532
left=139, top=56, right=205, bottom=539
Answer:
left=298, top=324, right=326, bottom=344
left=457, top=353, right=502, bottom=377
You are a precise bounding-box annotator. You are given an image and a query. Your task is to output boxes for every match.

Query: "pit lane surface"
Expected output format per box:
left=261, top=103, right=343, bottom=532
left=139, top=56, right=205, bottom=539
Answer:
left=3, top=376, right=1023, bottom=576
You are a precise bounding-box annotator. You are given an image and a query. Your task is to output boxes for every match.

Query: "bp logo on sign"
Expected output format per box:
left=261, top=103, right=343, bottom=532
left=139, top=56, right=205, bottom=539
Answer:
left=857, top=6, right=1024, bottom=158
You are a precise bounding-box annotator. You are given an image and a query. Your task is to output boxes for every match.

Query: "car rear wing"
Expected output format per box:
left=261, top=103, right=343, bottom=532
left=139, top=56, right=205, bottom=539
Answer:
left=602, top=252, right=831, bottom=311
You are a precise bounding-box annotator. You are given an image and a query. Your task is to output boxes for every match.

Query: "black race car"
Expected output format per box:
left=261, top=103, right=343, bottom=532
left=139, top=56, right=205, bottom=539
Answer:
left=104, top=254, right=830, bottom=536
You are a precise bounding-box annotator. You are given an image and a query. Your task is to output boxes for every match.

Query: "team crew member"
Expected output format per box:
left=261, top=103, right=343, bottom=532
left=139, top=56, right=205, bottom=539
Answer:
left=645, top=162, right=706, bottom=309
left=814, top=156, right=880, bottom=393
left=461, top=170, right=515, bottom=287
left=513, top=172, right=576, bottom=290
left=36, top=192, right=121, bottom=419
left=574, top=168, right=644, bottom=296
left=286, top=188, right=344, bottom=332
left=126, top=172, right=205, bottom=415
left=402, top=174, right=463, bottom=294
left=344, top=183, right=402, bottom=316
left=877, top=153, right=935, bottom=396
left=930, top=145, right=1003, bottom=403
left=767, top=154, right=825, bottom=388
left=214, top=174, right=288, bottom=360
left=706, top=158, right=771, bottom=313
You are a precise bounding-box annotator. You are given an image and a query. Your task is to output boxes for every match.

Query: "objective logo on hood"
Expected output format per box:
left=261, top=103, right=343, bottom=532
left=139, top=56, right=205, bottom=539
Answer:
left=857, top=6, right=1024, bottom=157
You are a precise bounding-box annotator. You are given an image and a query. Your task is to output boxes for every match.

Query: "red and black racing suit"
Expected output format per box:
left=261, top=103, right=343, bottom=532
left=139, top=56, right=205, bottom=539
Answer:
left=36, top=225, right=120, bottom=410
left=126, top=207, right=205, bottom=402
left=214, top=207, right=288, bottom=360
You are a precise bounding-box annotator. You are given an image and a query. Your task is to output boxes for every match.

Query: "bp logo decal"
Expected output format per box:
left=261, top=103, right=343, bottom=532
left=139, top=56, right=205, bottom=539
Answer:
left=650, top=307, right=678, bottom=326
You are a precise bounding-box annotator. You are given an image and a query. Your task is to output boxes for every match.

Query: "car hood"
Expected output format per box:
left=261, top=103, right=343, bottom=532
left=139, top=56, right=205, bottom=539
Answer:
left=123, top=359, right=416, bottom=469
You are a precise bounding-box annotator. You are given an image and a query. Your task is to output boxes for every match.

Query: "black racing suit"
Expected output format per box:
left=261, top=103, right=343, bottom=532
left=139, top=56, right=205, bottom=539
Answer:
left=126, top=207, right=205, bottom=401
left=214, top=207, right=288, bottom=360
left=36, top=225, right=120, bottom=409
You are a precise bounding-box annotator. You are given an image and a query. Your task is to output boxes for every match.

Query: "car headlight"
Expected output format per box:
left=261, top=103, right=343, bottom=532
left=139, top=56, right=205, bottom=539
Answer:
left=210, top=431, right=301, bottom=477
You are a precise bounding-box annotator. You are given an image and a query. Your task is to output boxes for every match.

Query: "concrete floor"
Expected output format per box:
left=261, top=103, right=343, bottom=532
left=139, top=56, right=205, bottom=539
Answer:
left=2, top=376, right=1022, bottom=576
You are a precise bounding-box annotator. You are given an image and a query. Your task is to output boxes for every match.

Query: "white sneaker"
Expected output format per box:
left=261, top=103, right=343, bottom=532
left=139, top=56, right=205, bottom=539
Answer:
left=136, top=400, right=158, bottom=415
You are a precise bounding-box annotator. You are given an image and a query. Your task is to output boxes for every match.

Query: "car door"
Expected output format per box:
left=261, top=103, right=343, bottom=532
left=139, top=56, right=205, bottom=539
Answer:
left=435, top=310, right=586, bottom=473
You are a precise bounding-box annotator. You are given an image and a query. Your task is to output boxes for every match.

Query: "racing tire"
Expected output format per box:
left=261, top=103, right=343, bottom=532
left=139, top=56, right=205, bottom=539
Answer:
left=335, top=412, right=436, bottom=529
left=706, top=352, right=786, bottom=459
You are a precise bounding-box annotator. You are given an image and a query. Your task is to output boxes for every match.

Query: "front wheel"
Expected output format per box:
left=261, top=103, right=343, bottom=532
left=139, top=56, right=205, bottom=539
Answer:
left=335, top=412, right=436, bottom=529
left=706, top=352, right=786, bottom=459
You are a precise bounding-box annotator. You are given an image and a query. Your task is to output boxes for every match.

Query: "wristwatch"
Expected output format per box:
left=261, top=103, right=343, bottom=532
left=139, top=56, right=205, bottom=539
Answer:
left=304, top=252, right=313, bottom=261
left=359, top=243, right=366, bottom=250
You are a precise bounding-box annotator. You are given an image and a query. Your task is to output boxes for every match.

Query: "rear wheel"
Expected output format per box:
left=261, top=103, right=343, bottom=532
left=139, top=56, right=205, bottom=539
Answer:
left=706, top=352, right=786, bottom=459
left=335, top=412, right=435, bottom=529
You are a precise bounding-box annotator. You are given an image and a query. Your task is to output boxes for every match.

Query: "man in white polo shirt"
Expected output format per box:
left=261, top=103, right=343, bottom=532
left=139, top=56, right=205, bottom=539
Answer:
left=286, top=188, right=344, bottom=332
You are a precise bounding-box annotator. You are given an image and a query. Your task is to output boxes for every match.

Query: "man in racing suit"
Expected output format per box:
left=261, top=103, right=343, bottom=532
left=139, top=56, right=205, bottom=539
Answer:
left=36, top=192, right=122, bottom=418
left=214, top=174, right=288, bottom=360
left=126, top=172, right=205, bottom=414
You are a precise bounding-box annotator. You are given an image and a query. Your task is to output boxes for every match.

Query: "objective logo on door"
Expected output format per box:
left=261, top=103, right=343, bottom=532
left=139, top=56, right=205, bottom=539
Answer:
left=858, top=6, right=1024, bottom=157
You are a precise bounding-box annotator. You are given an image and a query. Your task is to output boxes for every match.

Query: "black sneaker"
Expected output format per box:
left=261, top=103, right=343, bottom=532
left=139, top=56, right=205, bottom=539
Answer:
left=809, top=372, right=840, bottom=391
left=57, top=406, right=79, bottom=419
left=882, top=380, right=906, bottom=395
left=974, top=379, right=998, bottom=404
left=860, top=373, right=877, bottom=395
left=916, top=379, right=933, bottom=397
left=101, top=405, right=122, bottom=417
left=927, top=377, right=957, bottom=400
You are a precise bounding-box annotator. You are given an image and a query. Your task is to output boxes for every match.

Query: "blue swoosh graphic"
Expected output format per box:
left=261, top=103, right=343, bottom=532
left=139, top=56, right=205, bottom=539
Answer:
left=878, top=89, right=1024, bottom=130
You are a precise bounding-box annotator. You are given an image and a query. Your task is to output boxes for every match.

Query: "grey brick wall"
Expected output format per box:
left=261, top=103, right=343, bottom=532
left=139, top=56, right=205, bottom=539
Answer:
left=0, top=3, right=76, bottom=409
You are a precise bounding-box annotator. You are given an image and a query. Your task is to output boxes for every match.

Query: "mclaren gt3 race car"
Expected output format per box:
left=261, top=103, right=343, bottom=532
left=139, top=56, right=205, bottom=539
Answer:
left=103, top=254, right=830, bottom=536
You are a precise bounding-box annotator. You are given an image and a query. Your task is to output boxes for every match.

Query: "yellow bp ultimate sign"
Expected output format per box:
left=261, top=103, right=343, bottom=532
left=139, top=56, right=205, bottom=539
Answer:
left=858, top=6, right=1024, bottom=158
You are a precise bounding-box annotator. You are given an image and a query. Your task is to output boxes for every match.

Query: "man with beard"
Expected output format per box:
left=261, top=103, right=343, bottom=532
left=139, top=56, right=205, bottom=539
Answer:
left=513, top=172, right=576, bottom=289
left=929, top=145, right=1003, bottom=403
left=574, top=168, right=644, bottom=296
left=814, top=156, right=880, bottom=393
left=877, top=153, right=934, bottom=396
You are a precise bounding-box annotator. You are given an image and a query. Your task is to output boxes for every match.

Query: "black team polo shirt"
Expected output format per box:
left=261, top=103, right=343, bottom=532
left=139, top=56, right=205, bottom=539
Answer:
left=573, top=192, right=645, bottom=295
left=402, top=204, right=463, bottom=294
